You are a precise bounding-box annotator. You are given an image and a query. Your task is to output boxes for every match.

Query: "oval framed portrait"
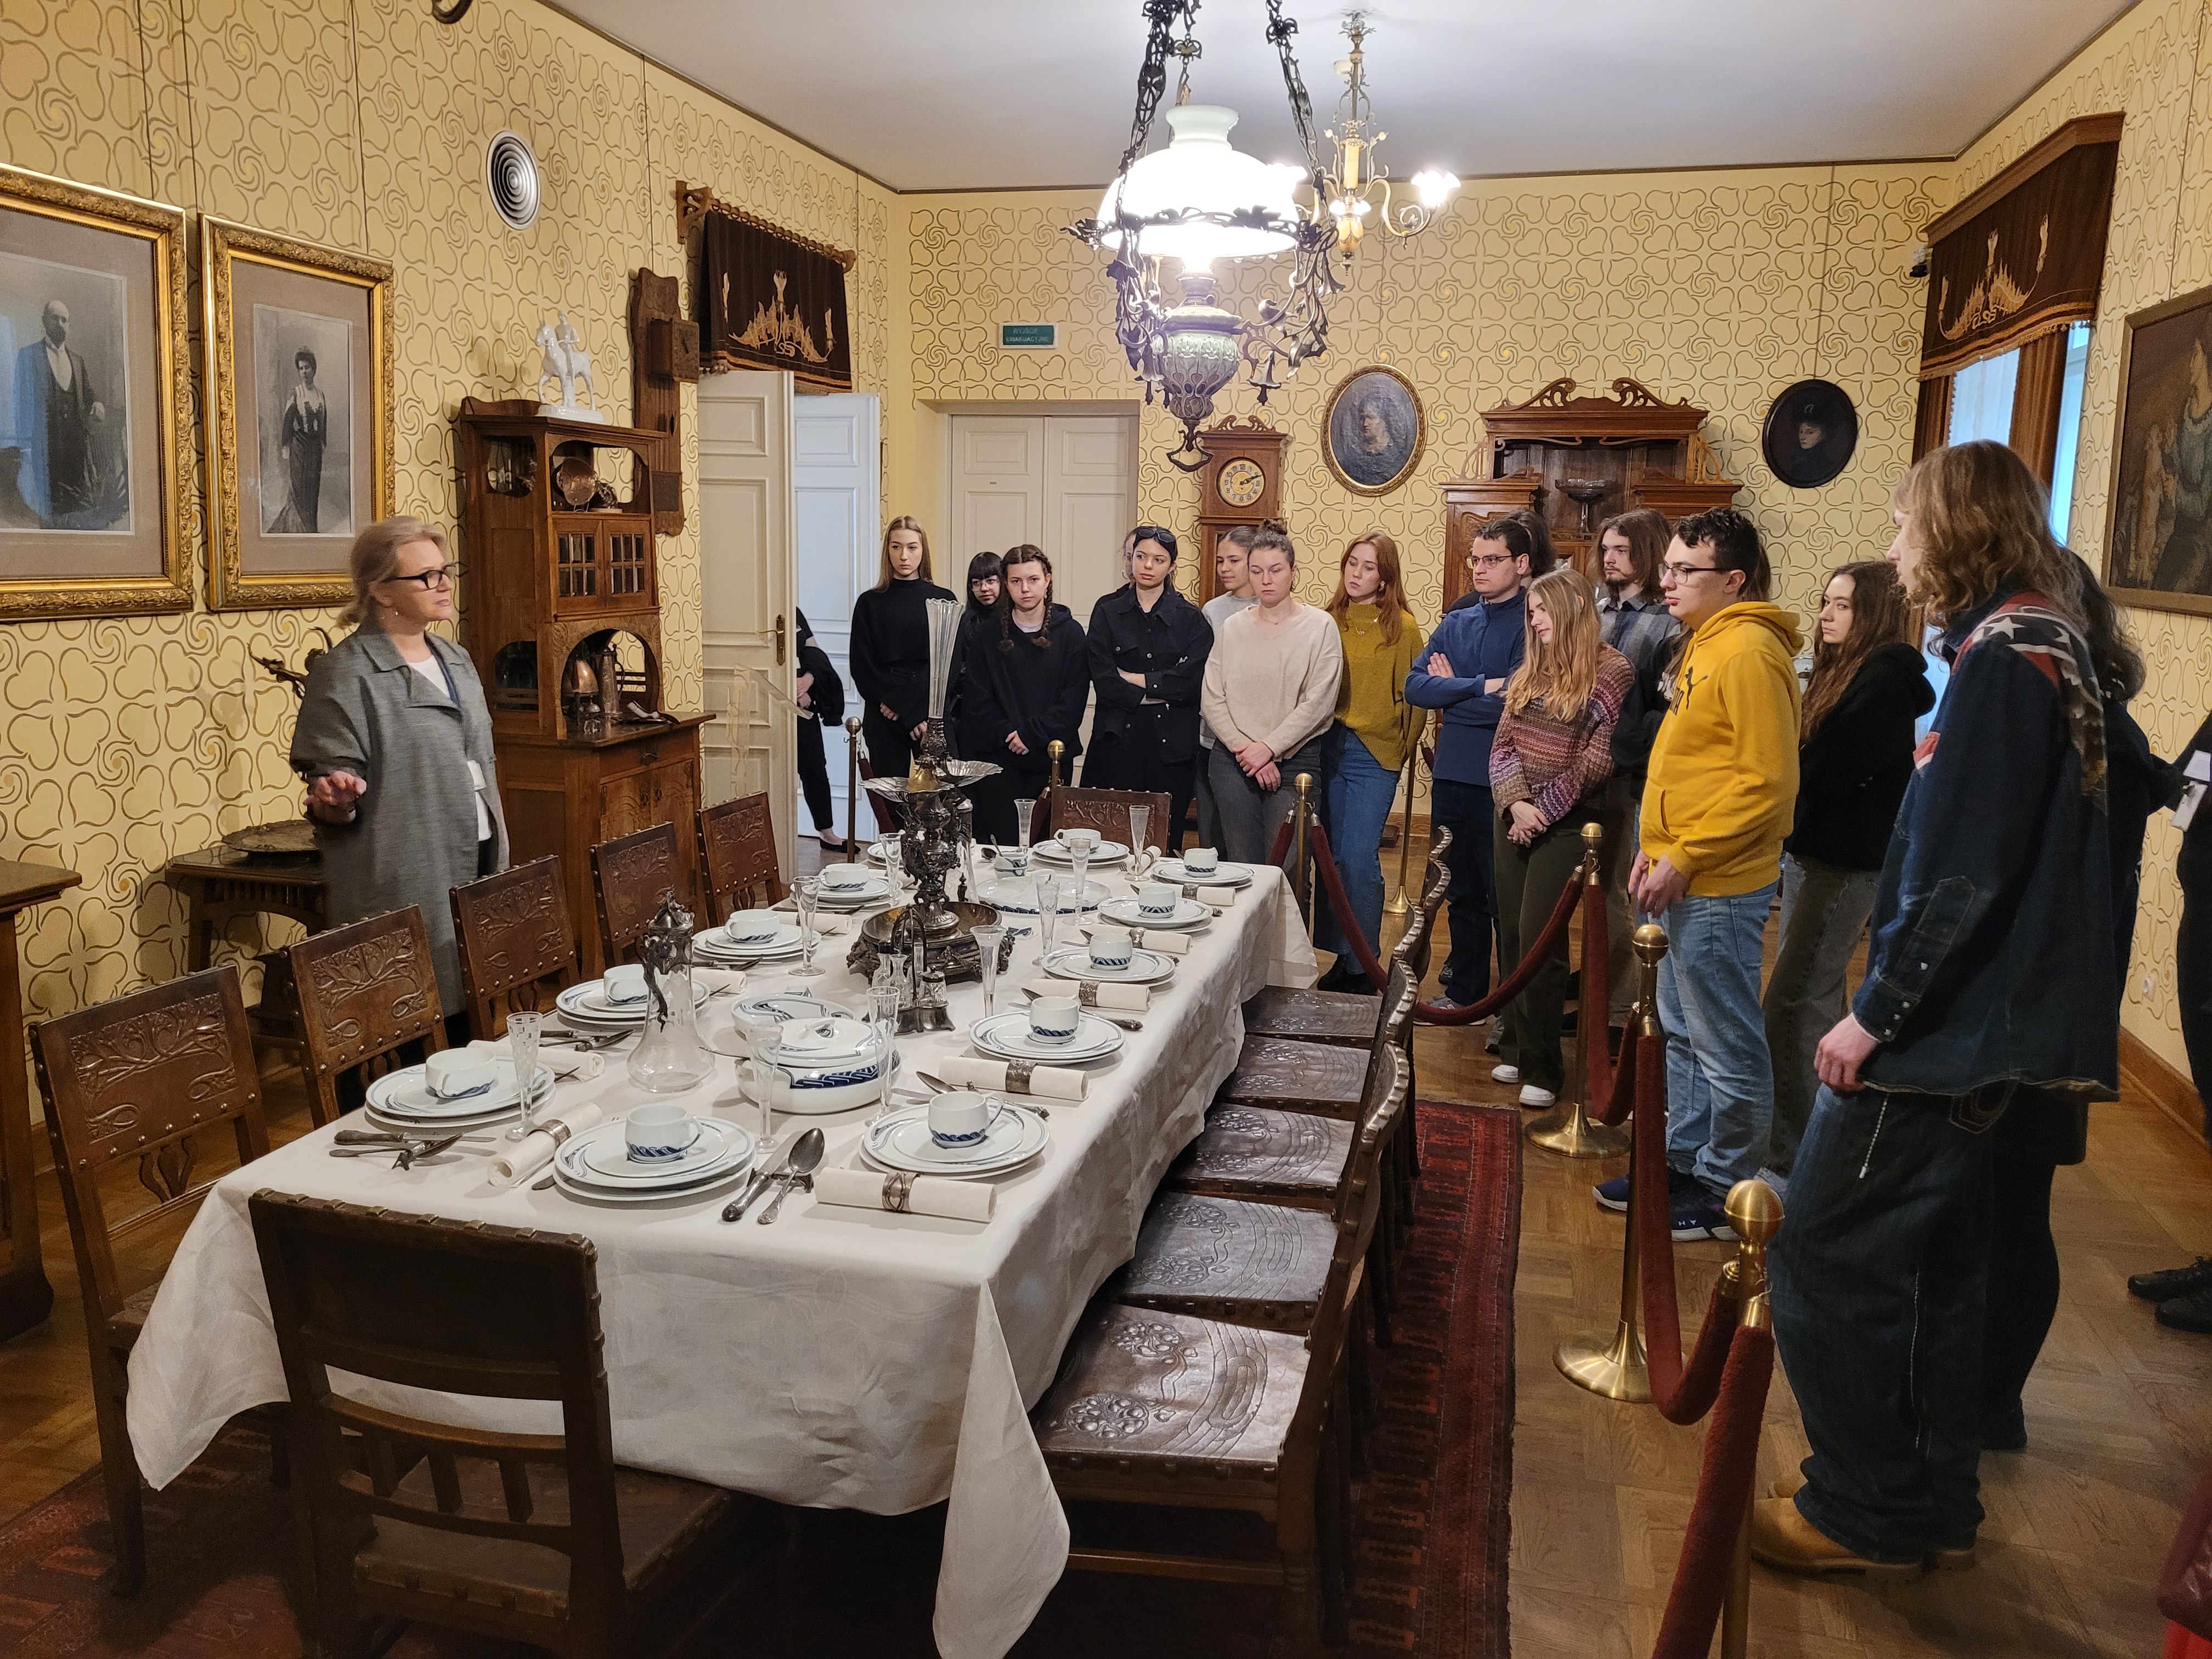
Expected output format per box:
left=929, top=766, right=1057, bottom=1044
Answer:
left=1323, top=364, right=1425, bottom=496
left=1763, top=378, right=1859, bottom=489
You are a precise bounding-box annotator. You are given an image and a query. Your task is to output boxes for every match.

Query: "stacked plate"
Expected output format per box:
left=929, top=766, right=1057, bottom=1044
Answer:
left=694, top=921, right=805, bottom=966
left=860, top=1102, right=1049, bottom=1180
left=977, top=878, right=1108, bottom=915
left=363, top=1058, right=549, bottom=1135
left=1040, top=945, right=1175, bottom=986
left=554, top=977, right=715, bottom=1030
left=551, top=1116, right=755, bottom=1205
left=970, top=1011, right=1124, bottom=1064
left=808, top=868, right=891, bottom=910
left=1152, top=857, right=1254, bottom=888
left=1032, top=837, right=1130, bottom=868
left=1098, top=894, right=1213, bottom=931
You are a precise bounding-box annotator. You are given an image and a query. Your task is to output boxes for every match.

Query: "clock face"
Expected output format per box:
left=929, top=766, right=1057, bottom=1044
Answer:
left=1216, top=458, right=1267, bottom=509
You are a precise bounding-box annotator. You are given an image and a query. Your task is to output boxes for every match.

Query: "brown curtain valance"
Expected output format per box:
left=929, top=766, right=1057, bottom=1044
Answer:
left=1917, top=114, right=2121, bottom=380
left=697, top=208, right=854, bottom=390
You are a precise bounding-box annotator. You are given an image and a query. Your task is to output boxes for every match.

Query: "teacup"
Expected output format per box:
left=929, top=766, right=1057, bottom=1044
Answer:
left=625, top=1102, right=698, bottom=1163
left=1137, top=883, right=1180, bottom=918
left=1183, top=846, right=1220, bottom=876
left=1059, top=827, right=1102, bottom=857
left=819, top=862, right=873, bottom=891
left=997, top=846, right=1031, bottom=878
left=1027, top=995, right=1081, bottom=1046
left=601, top=963, right=647, bottom=1003
left=724, top=912, right=782, bottom=945
left=1088, top=926, right=1135, bottom=970
left=927, top=1090, right=1005, bottom=1149
left=424, top=1051, right=496, bottom=1101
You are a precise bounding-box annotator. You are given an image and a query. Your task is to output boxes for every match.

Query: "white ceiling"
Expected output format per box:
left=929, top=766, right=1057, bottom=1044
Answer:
left=554, top=1, right=2134, bottom=192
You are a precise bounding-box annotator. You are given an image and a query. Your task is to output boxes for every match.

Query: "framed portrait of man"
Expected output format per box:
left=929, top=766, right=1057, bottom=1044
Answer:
left=1322, top=365, right=1425, bottom=496
left=201, top=217, right=392, bottom=610
left=2104, top=284, right=2212, bottom=616
left=0, top=165, right=190, bottom=619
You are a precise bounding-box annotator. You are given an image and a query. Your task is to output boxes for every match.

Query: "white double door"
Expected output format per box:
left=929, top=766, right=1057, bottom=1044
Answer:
left=946, top=414, right=1135, bottom=760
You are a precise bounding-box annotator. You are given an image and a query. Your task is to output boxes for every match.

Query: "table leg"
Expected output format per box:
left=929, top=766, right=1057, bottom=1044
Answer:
left=0, top=908, right=53, bottom=1340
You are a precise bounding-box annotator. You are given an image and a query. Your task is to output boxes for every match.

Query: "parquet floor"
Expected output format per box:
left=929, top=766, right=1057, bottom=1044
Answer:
left=1, top=826, right=2207, bottom=1659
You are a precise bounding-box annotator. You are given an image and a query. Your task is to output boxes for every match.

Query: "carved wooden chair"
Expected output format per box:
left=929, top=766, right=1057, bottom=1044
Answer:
left=249, top=1193, right=767, bottom=1657
left=32, top=967, right=275, bottom=1593
left=590, top=821, right=686, bottom=967
left=697, top=792, right=783, bottom=918
left=451, top=856, right=578, bottom=1041
left=1048, top=785, right=1172, bottom=853
left=1031, top=1045, right=1406, bottom=1651
left=289, top=907, right=448, bottom=1127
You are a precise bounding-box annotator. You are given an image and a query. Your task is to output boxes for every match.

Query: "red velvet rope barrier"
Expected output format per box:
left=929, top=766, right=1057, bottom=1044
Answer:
left=1413, top=866, right=1581, bottom=1025
left=1307, top=822, right=1393, bottom=989
left=1649, top=1325, right=1778, bottom=1659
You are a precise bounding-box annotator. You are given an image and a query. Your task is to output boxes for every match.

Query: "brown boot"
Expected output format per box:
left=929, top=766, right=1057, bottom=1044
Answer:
left=1769, top=1472, right=1976, bottom=1571
left=1749, top=1497, right=1923, bottom=1578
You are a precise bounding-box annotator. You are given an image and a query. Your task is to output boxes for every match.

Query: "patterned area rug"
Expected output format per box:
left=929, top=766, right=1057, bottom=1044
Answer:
left=0, top=1102, right=1519, bottom=1658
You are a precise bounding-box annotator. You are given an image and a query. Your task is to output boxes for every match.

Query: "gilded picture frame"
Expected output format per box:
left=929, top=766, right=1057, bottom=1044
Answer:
left=1322, top=364, right=1426, bottom=497
left=0, top=164, right=191, bottom=619
left=2102, top=282, right=2212, bottom=618
left=201, top=217, right=392, bottom=611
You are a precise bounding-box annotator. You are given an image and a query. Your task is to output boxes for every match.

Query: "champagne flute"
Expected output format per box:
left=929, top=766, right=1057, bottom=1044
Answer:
left=792, top=876, right=826, bottom=977
left=736, top=1009, right=787, bottom=1155
left=504, top=1010, right=545, bottom=1141
left=1126, top=804, right=1152, bottom=883
left=869, top=983, right=902, bottom=1121
left=972, top=924, right=1006, bottom=1019
left=1036, top=871, right=1062, bottom=967
left=1014, top=798, right=1036, bottom=853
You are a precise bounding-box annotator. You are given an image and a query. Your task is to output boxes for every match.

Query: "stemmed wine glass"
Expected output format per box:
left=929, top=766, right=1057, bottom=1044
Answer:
left=504, top=1010, right=545, bottom=1141
left=1126, top=804, right=1152, bottom=884
left=736, top=1008, right=787, bottom=1155
left=791, top=876, right=826, bottom=977
left=1036, top=871, right=1062, bottom=968
left=972, top=923, right=1006, bottom=1019
left=868, top=982, right=902, bottom=1121
left=1014, top=798, right=1036, bottom=854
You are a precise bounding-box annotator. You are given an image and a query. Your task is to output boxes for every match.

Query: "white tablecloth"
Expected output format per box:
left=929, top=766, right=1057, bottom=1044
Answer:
left=128, top=867, right=1315, bottom=1659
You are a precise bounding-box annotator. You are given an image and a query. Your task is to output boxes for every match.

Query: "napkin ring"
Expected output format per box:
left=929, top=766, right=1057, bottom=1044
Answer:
left=882, top=1171, right=917, bottom=1213
left=1180, top=884, right=1199, bottom=900
left=1005, top=1060, right=1035, bottom=1092
left=545, top=1119, right=580, bottom=1147
left=1076, top=981, right=1100, bottom=1006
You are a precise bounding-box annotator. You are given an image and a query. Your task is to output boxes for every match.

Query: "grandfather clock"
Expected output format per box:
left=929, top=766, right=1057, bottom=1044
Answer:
left=1193, top=415, right=1286, bottom=601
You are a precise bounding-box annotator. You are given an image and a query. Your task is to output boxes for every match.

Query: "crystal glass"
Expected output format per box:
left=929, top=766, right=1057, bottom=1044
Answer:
left=504, top=1010, right=545, bottom=1141
left=869, top=983, right=903, bottom=1120
left=971, top=924, right=1006, bottom=1019
left=740, top=1057, right=791, bottom=1156
left=1069, top=846, right=1091, bottom=927
left=1014, top=799, right=1036, bottom=851
left=1036, top=871, right=1062, bottom=965
left=791, top=876, right=826, bottom=977
left=1126, top=804, right=1152, bottom=881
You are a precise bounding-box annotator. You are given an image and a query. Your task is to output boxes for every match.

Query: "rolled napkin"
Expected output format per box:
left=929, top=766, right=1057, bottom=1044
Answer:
left=1186, top=884, right=1238, bottom=908
left=692, top=966, right=748, bottom=994
left=815, top=1165, right=996, bottom=1222
left=1087, top=926, right=1190, bottom=957
left=461, top=1036, right=602, bottom=1081
left=488, top=1101, right=607, bottom=1189
left=1024, top=976, right=1148, bottom=1012
left=935, top=1053, right=1088, bottom=1102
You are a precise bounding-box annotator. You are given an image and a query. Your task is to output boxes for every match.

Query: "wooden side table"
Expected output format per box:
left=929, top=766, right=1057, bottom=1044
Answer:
left=0, top=859, right=82, bottom=1342
left=163, top=844, right=328, bottom=1063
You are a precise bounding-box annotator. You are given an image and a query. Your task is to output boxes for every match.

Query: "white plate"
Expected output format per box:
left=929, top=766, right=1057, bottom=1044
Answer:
left=550, top=1163, right=752, bottom=1206
left=1040, top=945, right=1175, bottom=986
left=859, top=1103, right=1049, bottom=1178
left=365, top=1060, right=550, bottom=1119
left=1032, top=838, right=1130, bottom=866
left=1152, top=858, right=1253, bottom=887
left=977, top=879, right=1108, bottom=915
left=1098, top=895, right=1214, bottom=931
left=810, top=877, right=889, bottom=904
left=970, top=1011, right=1124, bottom=1064
left=697, top=922, right=805, bottom=955
left=363, top=1102, right=518, bottom=1134
left=556, top=979, right=716, bottom=1024
left=563, top=1118, right=753, bottom=1186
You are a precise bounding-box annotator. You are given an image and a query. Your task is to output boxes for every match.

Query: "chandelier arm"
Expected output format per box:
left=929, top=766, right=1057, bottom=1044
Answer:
left=1111, top=1, right=1193, bottom=184
left=1262, top=0, right=1323, bottom=176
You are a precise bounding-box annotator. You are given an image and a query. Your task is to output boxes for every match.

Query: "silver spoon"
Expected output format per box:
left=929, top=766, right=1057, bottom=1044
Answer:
left=755, top=1128, right=826, bottom=1224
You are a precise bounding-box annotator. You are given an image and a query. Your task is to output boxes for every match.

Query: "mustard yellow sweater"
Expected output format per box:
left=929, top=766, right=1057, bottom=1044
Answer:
left=1331, top=603, right=1426, bottom=773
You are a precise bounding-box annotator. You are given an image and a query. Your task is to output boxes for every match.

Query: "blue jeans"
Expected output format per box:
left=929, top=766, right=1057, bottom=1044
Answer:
left=1771, top=1082, right=2000, bottom=1560
left=1315, top=727, right=1398, bottom=971
left=1657, top=882, right=1777, bottom=1201
left=1430, top=777, right=1499, bottom=1003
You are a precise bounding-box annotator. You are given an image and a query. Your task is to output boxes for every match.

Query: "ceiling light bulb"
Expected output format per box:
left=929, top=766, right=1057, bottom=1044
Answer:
left=1412, top=168, right=1459, bottom=208
left=1094, top=105, right=1300, bottom=268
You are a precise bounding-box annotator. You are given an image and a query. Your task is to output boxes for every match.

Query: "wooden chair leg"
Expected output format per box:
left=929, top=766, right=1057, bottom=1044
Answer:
left=89, top=1348, right=145, bottom=1594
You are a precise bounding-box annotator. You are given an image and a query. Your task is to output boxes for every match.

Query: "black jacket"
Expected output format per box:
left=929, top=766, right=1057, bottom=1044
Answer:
left=958, top=605, right=1090, bottom=764
left=1786, top=642, right=1936, bottom=870
left=1085, top=585, right=1213, bottom=761
left=793, top=606, right=844, bottom=725
left=850, top=577, right=956, bottom=730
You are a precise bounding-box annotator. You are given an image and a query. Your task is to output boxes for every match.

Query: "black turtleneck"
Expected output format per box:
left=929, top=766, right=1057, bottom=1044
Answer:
left=850, top=575, right=955, bottom=729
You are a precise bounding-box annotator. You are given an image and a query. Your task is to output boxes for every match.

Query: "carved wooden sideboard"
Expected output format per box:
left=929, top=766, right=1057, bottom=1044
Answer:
left=1441, top=377, right=1741, bottom=608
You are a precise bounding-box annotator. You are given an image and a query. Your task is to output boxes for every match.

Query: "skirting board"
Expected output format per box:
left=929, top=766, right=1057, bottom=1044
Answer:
left=2120, top=1025, right=2205, bottom=1148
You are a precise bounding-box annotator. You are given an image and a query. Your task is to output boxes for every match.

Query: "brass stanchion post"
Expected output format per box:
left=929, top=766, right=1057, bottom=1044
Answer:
left=1292, top=772, right=1314, bottom=938
left=1719, top=1177, right=1782, bottom=1659
left=1555, top=922, right=1668, bottom=1401
left=1383, top=749, right=1416, bottom=916
left=1528, top=822, right=1631, bottom=1158
left=843, top=715, right=862, bottom=862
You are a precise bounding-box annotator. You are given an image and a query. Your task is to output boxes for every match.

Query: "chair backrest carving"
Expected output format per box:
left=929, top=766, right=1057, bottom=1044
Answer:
left=852, top=746, right=899, bottom=836
left=290, top=907, right=447, bottom=1126
left=33, top=967, right=268, bottom=1329
left=1049, top=786, right=1172, bottom=853
left=698, top=793, right=783, bottom=917
left=591, top=821, right=684, bottom=964
left=452, top=856, right=577, bottom=1040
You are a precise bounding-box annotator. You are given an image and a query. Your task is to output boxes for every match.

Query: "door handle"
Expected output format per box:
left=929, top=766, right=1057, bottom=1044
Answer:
left=774, top=613, right=787, bottom=667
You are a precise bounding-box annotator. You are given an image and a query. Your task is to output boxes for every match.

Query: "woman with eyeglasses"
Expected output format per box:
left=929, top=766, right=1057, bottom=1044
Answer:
left=290, top=516, right=507, bottom=1037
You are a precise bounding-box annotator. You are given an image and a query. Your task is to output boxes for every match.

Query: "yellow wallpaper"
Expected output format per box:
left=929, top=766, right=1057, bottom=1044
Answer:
left=0, top=0, right=889, bottom=1056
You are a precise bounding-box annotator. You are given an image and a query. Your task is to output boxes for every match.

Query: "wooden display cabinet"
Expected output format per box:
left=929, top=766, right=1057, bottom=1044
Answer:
left=1441, top=377, right=1741, bottom=608
left=455, top=405, right=704, bottom=974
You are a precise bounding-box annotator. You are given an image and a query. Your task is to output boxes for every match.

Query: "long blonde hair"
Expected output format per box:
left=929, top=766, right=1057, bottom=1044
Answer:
left=1504, top=567, right=1601, bottom=723
left=340, top=516, right=448, bottom=628
left=874, top=515, right=933, bottom=590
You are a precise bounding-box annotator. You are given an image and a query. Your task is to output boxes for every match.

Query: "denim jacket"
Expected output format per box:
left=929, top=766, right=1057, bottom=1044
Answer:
left=1853, top=589, right=2118, bottom=1099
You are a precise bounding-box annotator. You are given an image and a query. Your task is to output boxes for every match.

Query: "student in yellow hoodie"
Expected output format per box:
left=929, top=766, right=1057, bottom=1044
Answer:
left=1595, top=507, right=1802, bottom=1242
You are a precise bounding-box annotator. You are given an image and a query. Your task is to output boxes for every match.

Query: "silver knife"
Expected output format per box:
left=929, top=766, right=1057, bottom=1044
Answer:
left=723, top=1141, right=798, bottom=1222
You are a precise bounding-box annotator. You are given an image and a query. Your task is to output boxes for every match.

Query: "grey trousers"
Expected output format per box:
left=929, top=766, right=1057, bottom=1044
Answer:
left=1208, top=737, right=1324, bottom=866
left=1759, top=851, right=1880, bottom=1175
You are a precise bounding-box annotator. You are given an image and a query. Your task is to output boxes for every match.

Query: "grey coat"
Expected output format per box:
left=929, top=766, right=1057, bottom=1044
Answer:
left=290, top=627, right=510, bottom=1016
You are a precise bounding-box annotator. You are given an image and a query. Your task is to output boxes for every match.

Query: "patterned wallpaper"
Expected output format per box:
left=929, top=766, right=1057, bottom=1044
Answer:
left=1949, top=0, right=2212, bottom=1073
left=0, top=0, right=889, bottom=1047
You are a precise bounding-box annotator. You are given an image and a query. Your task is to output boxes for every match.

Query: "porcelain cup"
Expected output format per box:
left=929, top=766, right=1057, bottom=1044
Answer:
left=819, top=863, right=873, bottom=892
left=1028, top=995, right=1081, bottom=1046
left=725, top=912, right=782, bottom=945
left=927, top=1090, right=1002, bottom=1149
left=1183, top=846, right=1219, bottom=876
left=624, top=1101, right=696, bottom=1163
left=601, top=963, right=647, bottom=1003
left=1059, top=827, right=1102, bottom=857
left=1137, top=883, right=1179, bottom=918
left=424, top=1051, right=496, bottom=1100
left=1087, top=926, right=1135, bottom=970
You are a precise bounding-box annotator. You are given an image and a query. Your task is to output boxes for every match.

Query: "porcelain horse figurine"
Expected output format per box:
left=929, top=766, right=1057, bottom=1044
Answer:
left=533, top=313, right=597, bottom=412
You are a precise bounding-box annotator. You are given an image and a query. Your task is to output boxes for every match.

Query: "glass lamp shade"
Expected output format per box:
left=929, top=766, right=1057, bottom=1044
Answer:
left=1096, top=104, right=1302, bottom=269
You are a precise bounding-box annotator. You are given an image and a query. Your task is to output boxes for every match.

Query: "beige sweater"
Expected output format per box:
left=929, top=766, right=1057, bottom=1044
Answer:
left=1201, top=602, right=1345, bottom=758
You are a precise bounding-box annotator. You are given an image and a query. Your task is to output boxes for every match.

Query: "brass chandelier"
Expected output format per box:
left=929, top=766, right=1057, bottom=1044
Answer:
left=1317, top=14, right=1458, bottom=264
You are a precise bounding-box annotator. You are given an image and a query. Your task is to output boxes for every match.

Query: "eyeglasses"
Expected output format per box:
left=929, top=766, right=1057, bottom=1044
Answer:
left=1469, top=552, right=1517, bottom=571
left=1659, top=562, right=1724, bottom=584
left=383, top=564, right=464, bottom=590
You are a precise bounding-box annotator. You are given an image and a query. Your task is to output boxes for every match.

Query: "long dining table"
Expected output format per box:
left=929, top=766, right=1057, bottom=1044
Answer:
left=126, top=861, right=1316, bottom=1659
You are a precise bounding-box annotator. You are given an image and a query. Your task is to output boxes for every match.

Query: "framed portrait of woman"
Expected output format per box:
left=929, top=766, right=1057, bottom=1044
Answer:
left=201, top=217, right=392, bottom=610
left=2104, top=283, right=2212, bottom=617
left=0, top=164, right=191, bottom=619
left=1322, top=364, right=1425, bottom=496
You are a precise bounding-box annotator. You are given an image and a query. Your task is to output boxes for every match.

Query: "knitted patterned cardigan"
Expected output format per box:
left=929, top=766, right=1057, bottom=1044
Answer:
left=1489, top=646, right=1634, bottom=829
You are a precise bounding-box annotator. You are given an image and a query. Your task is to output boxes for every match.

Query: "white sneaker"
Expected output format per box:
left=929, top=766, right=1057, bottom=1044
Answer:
left=1492, top=1063, right=1521, bottom=1084
left=1519, top=1084, right=1558, bottom=1109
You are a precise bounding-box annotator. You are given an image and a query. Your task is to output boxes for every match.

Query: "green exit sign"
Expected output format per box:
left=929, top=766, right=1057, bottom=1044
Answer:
left=999, top=323, right=1058, bottom=348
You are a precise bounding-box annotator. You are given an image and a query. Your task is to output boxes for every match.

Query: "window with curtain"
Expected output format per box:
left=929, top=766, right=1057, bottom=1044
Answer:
left=1940, top=322, right=2094, bottom=538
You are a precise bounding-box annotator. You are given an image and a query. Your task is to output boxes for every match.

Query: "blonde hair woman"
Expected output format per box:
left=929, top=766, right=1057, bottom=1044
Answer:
left=1487, top=566, right=1633, bottom=1108
left=850, top=514, right=955, bottom=791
